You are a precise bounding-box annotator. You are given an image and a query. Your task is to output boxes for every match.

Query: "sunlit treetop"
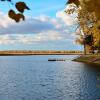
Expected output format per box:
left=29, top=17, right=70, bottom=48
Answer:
left=67, top=0, right=100, bottom=20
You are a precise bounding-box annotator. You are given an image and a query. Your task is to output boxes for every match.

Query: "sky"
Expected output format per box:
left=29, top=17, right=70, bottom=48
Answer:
left=0, top=0, right=83, bottom=50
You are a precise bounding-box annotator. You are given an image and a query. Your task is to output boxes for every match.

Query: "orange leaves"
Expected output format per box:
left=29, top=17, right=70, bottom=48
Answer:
left=80, top=0, right=100, bottom=20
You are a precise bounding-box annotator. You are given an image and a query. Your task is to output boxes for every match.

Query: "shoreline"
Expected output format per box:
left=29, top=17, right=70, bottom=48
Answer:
left=0, top=50, right=83, bottom=55
left=0, top=54, right=83, bottom=56
left=73, top=55, right=100, bottom=65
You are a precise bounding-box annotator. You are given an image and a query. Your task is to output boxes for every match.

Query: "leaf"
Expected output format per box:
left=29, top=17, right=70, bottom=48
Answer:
left=8, top=9, right=25, bottom=22
left=15, top=2, right=30, bottom=13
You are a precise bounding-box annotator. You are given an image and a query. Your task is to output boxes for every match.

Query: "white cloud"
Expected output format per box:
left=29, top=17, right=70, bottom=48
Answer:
left=0, top=8, right=77, bottom=45
left=56, top=10, right=77, bottom=26
left=35, top=31, right=65, bottom=41
left=0, top=11, right=14, bottom=28
left=0, top=35, right=15, bottom=44
left=0, top=9, right=76, bottom=34
left=0, top=31, right=69, bottom=45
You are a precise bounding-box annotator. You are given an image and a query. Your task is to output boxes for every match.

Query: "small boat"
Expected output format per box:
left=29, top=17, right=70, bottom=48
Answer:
left=48, top=59, right=56, bottom=61
left=48, top=59, right=66, bottom=61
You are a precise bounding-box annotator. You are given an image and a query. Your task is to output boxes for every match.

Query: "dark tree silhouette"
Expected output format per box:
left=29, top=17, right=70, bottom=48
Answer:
left=0, top=0, right=30, bottom=22
left=67, top=0, right=80, bottom=7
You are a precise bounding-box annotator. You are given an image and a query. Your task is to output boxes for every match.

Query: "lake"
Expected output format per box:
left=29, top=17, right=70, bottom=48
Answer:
left=0, top=55, right=100, bottom=100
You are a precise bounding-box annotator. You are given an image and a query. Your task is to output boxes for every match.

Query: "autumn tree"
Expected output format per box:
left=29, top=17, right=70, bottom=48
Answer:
left=66, top=0, right=100, bottom=54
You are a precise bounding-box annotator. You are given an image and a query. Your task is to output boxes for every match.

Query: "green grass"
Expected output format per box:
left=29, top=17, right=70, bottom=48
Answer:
left=73, top=55, right=100, bottom=65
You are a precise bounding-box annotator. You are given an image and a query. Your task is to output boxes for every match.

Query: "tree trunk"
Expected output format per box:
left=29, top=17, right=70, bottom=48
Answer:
left=84, top=43, right=86, bottom=55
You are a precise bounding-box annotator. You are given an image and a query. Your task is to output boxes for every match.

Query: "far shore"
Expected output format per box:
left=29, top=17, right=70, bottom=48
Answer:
left=0, top=50, right=83, bottom=55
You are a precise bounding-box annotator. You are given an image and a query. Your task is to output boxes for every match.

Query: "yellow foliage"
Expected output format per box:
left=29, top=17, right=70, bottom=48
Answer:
left=66, top=0, right=100, bottom=50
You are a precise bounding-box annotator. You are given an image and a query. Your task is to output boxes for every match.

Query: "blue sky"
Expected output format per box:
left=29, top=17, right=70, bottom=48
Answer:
left=0, top=0, right=83, bottom=50
left=0, top=0, right=66, bottom=17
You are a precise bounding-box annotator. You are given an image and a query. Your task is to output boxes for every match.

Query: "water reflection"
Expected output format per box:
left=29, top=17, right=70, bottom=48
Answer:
left=0, top=55, right=99, bottom=100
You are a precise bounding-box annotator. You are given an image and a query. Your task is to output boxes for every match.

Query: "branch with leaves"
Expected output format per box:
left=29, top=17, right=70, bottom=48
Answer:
left=0, top=0, right=30, bottom=22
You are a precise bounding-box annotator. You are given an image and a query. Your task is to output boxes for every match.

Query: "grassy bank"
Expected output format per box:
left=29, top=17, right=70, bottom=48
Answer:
left=73, top=55, right=100, bottom=65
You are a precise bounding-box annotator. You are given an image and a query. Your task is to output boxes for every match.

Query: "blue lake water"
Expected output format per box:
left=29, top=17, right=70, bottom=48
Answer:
left=0, top=55, right=100, bottom=100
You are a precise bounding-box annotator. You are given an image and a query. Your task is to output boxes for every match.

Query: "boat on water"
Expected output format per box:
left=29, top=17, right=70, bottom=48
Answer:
left=48, top=59, right=66, bottom=61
